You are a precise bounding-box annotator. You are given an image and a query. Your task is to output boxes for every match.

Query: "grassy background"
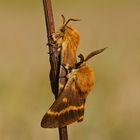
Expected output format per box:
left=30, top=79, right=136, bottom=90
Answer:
left=0, top=0, right=140, bottom=140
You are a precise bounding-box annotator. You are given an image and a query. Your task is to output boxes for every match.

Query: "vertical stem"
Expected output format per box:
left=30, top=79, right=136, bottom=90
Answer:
left=42, top=0, right=58, bottom=96
left=59, top=126, right=68, bottom=140
left=42, top=0, right=68, bottom=140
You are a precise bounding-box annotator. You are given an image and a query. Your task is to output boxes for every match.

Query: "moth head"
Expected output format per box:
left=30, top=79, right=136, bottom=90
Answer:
left=60, top=15, right=80, bottom=33
left=76, top=47, right=107, bottom=68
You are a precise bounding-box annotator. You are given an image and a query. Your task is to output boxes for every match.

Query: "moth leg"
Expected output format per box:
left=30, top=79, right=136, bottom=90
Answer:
left=47, top=42, right=55, bottom=54
left=48, top=34, right=53, bottom=38
left=47, top=42, right=61, bottom=54
left=58, top=64, right=69, bottom=79
left=61, top=64, right=73, bottom=74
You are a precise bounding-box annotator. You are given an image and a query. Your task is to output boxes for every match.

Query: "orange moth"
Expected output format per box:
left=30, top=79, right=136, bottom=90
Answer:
left=51, top=15, right=80, bottom=95
left=41, top=48, right=106, bottom=128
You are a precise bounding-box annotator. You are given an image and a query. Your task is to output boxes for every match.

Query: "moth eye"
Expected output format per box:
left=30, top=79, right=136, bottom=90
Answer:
left=59, top=32, right=64, bottom=38
left=60, top=27, right=65, bottom=33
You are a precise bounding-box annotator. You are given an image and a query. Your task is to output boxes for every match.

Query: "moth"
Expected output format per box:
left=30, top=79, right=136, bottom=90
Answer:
left=50, top=15, right=80, bottom=95
left=41, top=48, right=106, bottom=128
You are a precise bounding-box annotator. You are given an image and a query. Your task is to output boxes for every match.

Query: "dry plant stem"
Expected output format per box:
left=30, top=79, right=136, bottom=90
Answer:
left=42, top=0, right=58, bottom=96
left=59, top=126, right=68, bottom=140
left=42, top=0, right=68, bottom=140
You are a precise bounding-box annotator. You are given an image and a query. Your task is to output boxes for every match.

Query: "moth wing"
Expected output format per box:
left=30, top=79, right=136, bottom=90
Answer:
left=41, top=76, right=85, bottom=128
left=58, top=42, right=77, bottom=94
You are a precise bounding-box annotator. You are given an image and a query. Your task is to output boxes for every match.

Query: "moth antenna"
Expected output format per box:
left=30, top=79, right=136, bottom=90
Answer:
left=61, top=14, right=66, bottom=25
left=76, top=54, right=85, bottom=68
left=65, top=18, right=80, bottom=26
left=78, top=54, right=85, bottom=63
left=85, top=47, right=107, bottom=62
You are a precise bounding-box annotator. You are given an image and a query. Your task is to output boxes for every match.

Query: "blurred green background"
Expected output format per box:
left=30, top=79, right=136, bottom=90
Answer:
left=0, top=0, right=140, bottom=140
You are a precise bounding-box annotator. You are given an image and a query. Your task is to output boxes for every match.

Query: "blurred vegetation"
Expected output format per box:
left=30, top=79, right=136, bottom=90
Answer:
left=0, top=0, right=140, bottom=140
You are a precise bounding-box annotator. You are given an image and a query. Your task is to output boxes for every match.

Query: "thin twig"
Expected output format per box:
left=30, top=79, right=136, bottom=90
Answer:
left=42, top=0, right=68, bottom=140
